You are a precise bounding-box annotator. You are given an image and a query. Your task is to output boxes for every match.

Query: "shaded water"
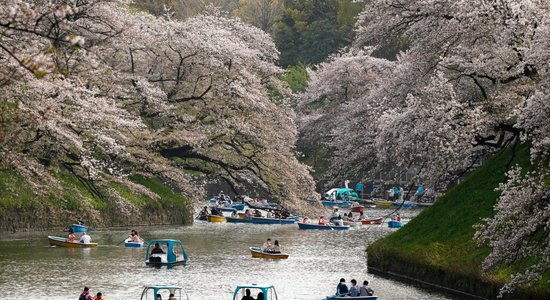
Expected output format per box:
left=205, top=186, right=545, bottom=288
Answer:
left=0, top=208, right=459, bottom=299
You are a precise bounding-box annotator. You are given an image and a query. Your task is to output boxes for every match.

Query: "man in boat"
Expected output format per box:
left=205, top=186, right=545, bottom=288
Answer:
left=79, top=232, right=91, bottom=244
left=359, top=280, right=374, bottom=296
left=349, top=279, right=360, bottom=296
left=240, top=288, right=254, bottom=300
left=92, top=292, right=104, bottom=300
left=330, top=208, right=343, bottom=226
left=336, top=278, right=349, bottom=296
left=356, top=180, right=364, bottom=199
left=151, top=242, right=165, bottom=254
left=78, top=287, right=93, bottom=300
left=262, top=238, right=273, bottom=252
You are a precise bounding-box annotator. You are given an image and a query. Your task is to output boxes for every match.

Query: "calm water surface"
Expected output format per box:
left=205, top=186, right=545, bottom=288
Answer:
left=0, top=208, right=459, bottom=299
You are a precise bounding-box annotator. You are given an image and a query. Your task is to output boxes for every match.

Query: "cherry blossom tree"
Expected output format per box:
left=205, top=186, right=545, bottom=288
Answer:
left=298, top=0, right=549, bottom=292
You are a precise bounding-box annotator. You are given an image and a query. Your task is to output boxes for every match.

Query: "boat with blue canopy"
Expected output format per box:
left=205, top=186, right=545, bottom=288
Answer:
left=70, top=223, right=88, bottom=233
left=232, top=283, right=279, bottom=300
left=140, top=285, right=189, bottom=300
left=297, top=222, right=350, bottom=230
left=145, top=239, right=188, bottom=267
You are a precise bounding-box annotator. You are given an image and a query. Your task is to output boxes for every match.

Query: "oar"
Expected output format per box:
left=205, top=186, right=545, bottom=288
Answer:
left=116, top=237, right=129, bottom=246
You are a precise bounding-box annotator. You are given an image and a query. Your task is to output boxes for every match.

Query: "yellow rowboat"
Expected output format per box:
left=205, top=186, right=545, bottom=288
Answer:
left=48, top=236, right=98, bottom=248
left=249, top=247, right=289, bottom=259
left=374, top=200, right=393, bottom=207
left=207, top=214, right=226, bottom=223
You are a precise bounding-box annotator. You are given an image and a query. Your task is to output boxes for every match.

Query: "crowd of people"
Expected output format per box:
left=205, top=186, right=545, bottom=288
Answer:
left=336, top=278, right=374, bottom=297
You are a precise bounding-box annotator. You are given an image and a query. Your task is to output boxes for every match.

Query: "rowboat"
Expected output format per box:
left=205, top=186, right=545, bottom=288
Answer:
left=373, top=200, right=393, bottom=207
left=207, top=214, right=226, bottom=223
left=393, top=201, right=417, bottom=207
left=124, top=238, right=145, bottom=248
left=297, top=222, right=350, bottom=230
left=232, top=284, right=279, bottom=300
left=48, top=236, right=97, bottom=248
left=361, top=217, right=383, bottom=225
left=226, top=216, right=254, bottom=223
left=325, top=295, right=377, bottom=300
left=350, top=205, right=365, bottom=213
left=251, top=217, right=296, bottom=225
left=321, top=200, right=353, bottom=208
left=145, top=239, right=188, bottom=267
left=70, top=223, right=88, bottom=233
left=388, top=220, right=403, bottom=228
left=140, top=285, right=189, bottom=300
left=249, top=247, right=289, bottom=259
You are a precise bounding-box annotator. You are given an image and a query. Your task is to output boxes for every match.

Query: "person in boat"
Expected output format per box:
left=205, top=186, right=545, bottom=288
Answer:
left=199, top=206, right=209, bottom=219
left=262, top=238, right=273, bottom=251
left=359, top=211, right=368, bottom=221
left=241, top=288, right=254, bottom=300
left=256, top=292, right=264, bottom=300
left=231, top=209, right=239, bottom=218
left=130, top=231, right=141, bottom=243
left=151, top=242, right=164, bottom=254
left=92, top=292, right=104, bottom=300
left=349, top=279, right=360, bottom=297
left=415, top=184, right=425, bottom=202
left=318, top=215, right=326, bottom=225
left=244, top=209, right=252, bottom=219
left=168, top=293, right=177, bottom=300
left=346, top=212, right=354, bottom=222
left=253, top=209, right=262, bottom=217
left=359, top=280, right=374, bottom=296
left=331, top=208, right=343, bottom=226
left=156, top=294, right=162, bottom=300
left=210, top=206, right=222, bottom=216
left=79, top=232, right=91, bottom=244
left=266, top=211, right=273, bottom=218
left=336, top=278, right=349, bottom=296
left=391, top=212, right=401, bottom=221
left=79, top=287, right=93, bottom=300
left=68, top=229, right=75, bottom=243
left=302, top=216, right=311, bottom=224
left=270, top=240, right=281, bottom=253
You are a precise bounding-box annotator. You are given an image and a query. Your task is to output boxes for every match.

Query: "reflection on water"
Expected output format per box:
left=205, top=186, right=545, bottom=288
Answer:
left=0, top=208, right=459, bottom=299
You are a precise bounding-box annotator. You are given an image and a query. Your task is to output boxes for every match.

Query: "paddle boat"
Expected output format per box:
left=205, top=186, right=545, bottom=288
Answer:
left=297, top=222, right=350, bottom=230
left=325, top=295, right=378, bottom=300
left=145, top=239, right=188, bottom=267
left=324, top=188, right=360, bottom=201
left=232, top=283, right=279, bottom=300
left=207, top=214, right=226, bottom=223
left=70, top=223, right=88, bottom=233
left=251, top=217, right=296, bottom=225
left=388, top=220, right=403, bottom=228
left=48, top=236, right=97, bottom=248
left=140, top=285, right=189, bottom=300
left=124, top=237, right=145, bottom=248
left=249, top=247, right=289, bottom=259
left=361, top=217, right=384, bottom=225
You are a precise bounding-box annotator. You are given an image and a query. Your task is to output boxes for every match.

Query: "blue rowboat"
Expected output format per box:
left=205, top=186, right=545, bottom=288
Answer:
left=321, top=200, right=353, bottom=208
left=70, top=224, right=88, bottom=233
left=251, top=217, right=296, bottom=225
left=124, top=238, right=145, bottom=248
left=297, top=222, right=350, bottom=230
left=388, top=220, right=402, bottom=228
left=226, top=216, right=253, bottom=223
left=232, top=203, right=246, bottom=210
left=325, top=294, right=377, bottom=300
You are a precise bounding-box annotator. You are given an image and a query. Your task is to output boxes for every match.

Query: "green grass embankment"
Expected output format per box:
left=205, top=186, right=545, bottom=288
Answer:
left=367, top=144, right=549, bottom=299
left=0, top=167, right=192, bottom=232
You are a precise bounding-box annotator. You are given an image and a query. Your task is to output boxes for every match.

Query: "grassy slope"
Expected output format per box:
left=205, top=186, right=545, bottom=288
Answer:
left=0, top=168, right=190, bottom=213
left=368, top=143, right=549, bottom=294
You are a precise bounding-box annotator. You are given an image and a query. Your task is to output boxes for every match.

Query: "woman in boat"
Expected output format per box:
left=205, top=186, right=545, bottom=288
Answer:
left=302, top=216, right=311, bottom=224
left=231, top=210, right=239, bottom=218
left=130, top=231, right=141, bottom=243
left=271, top=240, right=281, bottom=253
left=256, top=292, right=264, bottom=300
left=318, top=215, right=326, bottom=225
left=68, top=229, right=75, bottom=243
left=346, top=212, right=354, bottom=222
left=359, top=211, right=368, bottom=221
left=244, top=209, right=252, bottom=219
